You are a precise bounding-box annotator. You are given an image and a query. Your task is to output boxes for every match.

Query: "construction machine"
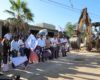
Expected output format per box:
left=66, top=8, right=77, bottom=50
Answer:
left=70, top=8, right=93, bottom=51
left=92, top=22, right=100, bottom=50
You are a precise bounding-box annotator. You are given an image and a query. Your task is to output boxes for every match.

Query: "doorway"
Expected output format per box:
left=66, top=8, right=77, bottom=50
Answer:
left=2, top=26, right=10, bottom=38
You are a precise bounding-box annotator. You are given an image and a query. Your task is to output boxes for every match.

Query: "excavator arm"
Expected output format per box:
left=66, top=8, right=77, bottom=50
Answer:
left=70, top=8, right=92, bottom=50
left=77, top=8, right=87, bottom=32
left=85, top=15, right=92, bottom=50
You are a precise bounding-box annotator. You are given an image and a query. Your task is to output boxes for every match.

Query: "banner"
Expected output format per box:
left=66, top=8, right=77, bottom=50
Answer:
left=11, top=56, right=27, bottom=66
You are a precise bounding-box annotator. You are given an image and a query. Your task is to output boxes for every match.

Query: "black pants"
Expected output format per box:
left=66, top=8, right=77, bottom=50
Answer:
left=49, top=47, right=54, bottom=59
left=37, top=53, right=44, bottom=62
left=24, top=48, right=30, bottom=61
left=52, top=47, right=58, bottom=59
left=35, top=47, right=44, bottom=62
left=3, top=55, right=8, bottom=64
left=12, top=63, right=16, bottom=68
left=61, top=47, right=66, bottom=57
left=57, top=46, right=60, bottom=57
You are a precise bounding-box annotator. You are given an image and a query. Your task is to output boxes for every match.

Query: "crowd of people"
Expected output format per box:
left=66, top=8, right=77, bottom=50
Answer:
left=0, top=30, right=70, bottom=72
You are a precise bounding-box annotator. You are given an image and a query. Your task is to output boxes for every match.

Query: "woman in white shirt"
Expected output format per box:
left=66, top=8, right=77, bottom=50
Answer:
left=60, top=36, right=68, bottom=57
left=18, top=36, right=25, bottom=56
left=50, top=34, right=59, bottom=59
left=10, top=36, right=19, bottom=68
left=10, top=36, right=19, bottom=54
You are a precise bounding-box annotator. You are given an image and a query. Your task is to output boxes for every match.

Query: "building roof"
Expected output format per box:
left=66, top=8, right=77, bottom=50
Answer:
left=29, top=25, right=58, bottom=32
left=35, top=23, right=56, bottom=30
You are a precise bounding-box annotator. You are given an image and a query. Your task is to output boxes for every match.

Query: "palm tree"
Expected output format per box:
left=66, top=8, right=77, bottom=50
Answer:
left=5, top=0, right=33, bottom=35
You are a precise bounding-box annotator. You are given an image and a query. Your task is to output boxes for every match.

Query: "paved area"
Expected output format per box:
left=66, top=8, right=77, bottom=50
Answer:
left=0, top=51, right=100, bottom=80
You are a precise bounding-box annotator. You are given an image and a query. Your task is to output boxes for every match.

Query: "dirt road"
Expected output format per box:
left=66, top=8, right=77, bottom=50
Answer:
left=0, top=51, right=100, bottom=80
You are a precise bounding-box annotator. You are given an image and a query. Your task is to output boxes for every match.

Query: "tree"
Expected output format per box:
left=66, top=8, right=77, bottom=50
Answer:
left=65, top=22, right=76, bottom=38
left=5, top=0, right=33, bottom=35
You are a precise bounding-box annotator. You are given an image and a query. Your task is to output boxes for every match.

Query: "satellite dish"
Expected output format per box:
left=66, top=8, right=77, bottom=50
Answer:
left=37, top=29, right=48, bottom=36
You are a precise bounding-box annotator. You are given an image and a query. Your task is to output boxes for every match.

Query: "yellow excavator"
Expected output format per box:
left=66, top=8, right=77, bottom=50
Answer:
left=70, top=8, right=93, bottom=51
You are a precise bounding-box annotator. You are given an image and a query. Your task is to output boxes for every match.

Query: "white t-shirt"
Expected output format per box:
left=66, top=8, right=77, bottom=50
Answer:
left=18, top=39, right=24, bottom=48
left=50, top=38, right=59, bottom=47
left=10, top=40, right=19, bottom=51
left=60, top=38, right=68, bottom=43
left=25, top=34, right=36, bottom=51
left=36, top=38, right=46, bottom=47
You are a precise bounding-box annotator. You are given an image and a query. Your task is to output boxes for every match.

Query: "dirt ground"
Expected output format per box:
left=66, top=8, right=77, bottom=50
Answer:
left=0, top=50, right=100, bottom=80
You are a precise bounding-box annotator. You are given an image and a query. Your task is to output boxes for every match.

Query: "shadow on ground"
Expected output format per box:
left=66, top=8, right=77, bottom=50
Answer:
left=0, top=52, right=100, bottom=80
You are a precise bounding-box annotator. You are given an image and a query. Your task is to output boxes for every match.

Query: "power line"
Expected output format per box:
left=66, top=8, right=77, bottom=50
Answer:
left=48, top=0, right=81, bottom=12
left=40, top=0, right=81, bottom=13
left=48, top=0, right=100, bottom=17
left=40, top=0, right=100, bottom=18
left=69, top=0, right=73, bottom=8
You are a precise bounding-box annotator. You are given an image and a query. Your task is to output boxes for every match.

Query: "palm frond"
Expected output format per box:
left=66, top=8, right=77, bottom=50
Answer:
left=23, top=8, right=33, bottom=21
left=26, top=12, right=33, bottom=21
left=9, top=0, right=14, bottom=5
left=7, top=17, right=17, bottom=21
left=4, top=0, right=33, bottom=35
left=5, top=10, right=15, bottom=16
left=20, top=15, right=26, bottom=20
left=23, top=8, right=30, bottom=13
left=9, top=0, right=19, bottom=11
left=21, top=1, right=27, bottom=9
left=17, top=0, right=21, bottom=8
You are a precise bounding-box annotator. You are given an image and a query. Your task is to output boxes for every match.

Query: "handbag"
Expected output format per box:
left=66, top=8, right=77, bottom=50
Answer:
left=29, top=51, right=38, bottom=63
left=43, top=49, right=51, bottom=58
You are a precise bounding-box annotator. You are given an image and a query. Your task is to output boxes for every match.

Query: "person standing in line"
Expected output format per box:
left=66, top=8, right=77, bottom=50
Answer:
left=10, top=36, right=20, bottom=68
left=4, top=32, right=12, bottom=62
left=45, top=36, right=51, bottom=49
left=25, top=30, right=37, bottom=61
left=57, top=36, right=60, bottom=58
left=45, top=36, right=52, bottom=60
left=35, top=35, right=46, bottom=62
left=18, top=36, right=28, bottom=69
left=2, top=37, right=10, bottom=71
left=10, top=36, right=19, bottom=53
left=60, top=36, right=68, bottom=57
left=50, top=34, right=59, bottom=59
left=18, top=36, right=25, bottom=56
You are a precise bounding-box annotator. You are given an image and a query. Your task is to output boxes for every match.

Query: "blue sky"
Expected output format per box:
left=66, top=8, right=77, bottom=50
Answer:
left=0, top=0, right=100, bottom=30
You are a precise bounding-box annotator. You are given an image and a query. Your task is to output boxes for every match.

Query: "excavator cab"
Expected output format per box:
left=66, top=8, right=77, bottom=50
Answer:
left=92, top=22, right=100, bottom=50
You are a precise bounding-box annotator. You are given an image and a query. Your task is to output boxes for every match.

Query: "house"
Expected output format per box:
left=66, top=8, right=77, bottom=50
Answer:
left=0, top=20, right=58, bottom=38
